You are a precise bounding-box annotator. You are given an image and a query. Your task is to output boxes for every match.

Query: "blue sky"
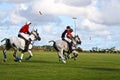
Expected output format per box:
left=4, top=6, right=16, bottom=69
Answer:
left=0, top=0, right=120, bottom=50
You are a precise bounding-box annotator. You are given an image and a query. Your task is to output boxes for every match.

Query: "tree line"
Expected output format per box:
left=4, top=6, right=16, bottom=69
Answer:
left=90, top=46, right=120, bottom=54
left=0, top=45, right=83, bottom=52
left=1, top=45, right=119, bottom=54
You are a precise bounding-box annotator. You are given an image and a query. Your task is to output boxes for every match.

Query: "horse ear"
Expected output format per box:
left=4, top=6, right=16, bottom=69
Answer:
left=33, top=28, right=37, bottom=32
left=76, top=35, right=79, bottom=38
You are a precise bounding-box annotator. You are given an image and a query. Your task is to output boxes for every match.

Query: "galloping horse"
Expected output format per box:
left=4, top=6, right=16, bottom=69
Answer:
left=1, top=29, right=41, bottom=62
left=49, top=35, right=81, bottom=64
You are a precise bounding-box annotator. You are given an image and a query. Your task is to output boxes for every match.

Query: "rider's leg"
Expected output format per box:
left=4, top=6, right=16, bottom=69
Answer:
left=19, top=33, right=29, bottom=40
left=69, top=42, right=72, bottom=53
left=20, top=33, right=30, bottom=52
left=25, top=38, right=31, bottom=50
left=65, top=38, right=72, bottom=53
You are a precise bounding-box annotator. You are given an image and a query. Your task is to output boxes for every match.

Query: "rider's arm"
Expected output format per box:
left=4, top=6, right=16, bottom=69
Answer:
left=27, top=31, right=31, bottom=35
left=61, top=30, right=67, bottom=39
left=71, top=32, right=75, bottom=37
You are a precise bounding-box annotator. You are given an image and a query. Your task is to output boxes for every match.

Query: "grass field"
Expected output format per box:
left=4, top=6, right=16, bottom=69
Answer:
left=0, top=50, right=120, bottom=80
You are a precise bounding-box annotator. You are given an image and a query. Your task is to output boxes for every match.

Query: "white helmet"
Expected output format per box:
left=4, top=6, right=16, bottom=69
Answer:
left=26, top=21, right=31, bottom=25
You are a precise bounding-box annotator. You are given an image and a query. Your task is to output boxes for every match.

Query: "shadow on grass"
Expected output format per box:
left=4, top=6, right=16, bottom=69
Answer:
left=24, top=60, right=59, bottom=64
left=82, top=67, right=120, bottom=72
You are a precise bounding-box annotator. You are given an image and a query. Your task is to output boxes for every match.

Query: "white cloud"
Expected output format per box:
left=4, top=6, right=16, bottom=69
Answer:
left=56, top=0, right=92, bottom=7
left=0, top=0, right=34, bottom=3
left=80, top=19, right=112, bottom=41
left=43, top=25, right=52, bottom=32
left=19, top=4, right=28, bottom=10
left=8, top=13, right=26, bottom=25
left=32, top=0, right=70, bottom=15
left=0, top=0, right=120, bottom=50
left=87, top=0, right=120, bottom=25
left=1, top=0, right=120, bottom=26
left=81, top=19, right=105, bottom=31
left=101, top=0, right=120, bottom=25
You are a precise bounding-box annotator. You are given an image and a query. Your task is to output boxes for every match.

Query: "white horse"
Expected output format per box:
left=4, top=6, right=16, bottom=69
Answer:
left=49, top=35, right=81, bottom=64
left=1, top=29, right=41, bottom=62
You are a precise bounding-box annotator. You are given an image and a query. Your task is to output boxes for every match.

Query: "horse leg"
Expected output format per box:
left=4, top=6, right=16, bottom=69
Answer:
left=15, top=53, right=24, bottom=62
left=71, top=50, right=78, bottom=60
left=3, top=48, right=7, bottom=62
left=14, top=51, right=24, bottom=62
left=13, top=50, right=17, bottom=58
left=25, top=50, right=33, bottom=61
left=57, top=51, right=64, bottom=61
left=58, top=49, right=66, bottom=64
left=66, top=53, right=71, bottom=59
left=57, top=52, right=61, bottom=62
left=13, top=49, right=21, bottom=62
left=63, top=52, right=68, bottom=60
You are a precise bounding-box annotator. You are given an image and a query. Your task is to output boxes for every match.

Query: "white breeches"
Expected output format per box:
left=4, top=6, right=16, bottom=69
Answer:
left=19, top=33, right=29, bottom=40
left=64, top=37, right=71, bottom=43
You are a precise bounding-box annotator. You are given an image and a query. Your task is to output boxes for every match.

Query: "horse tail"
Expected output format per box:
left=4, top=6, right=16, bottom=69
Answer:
left=49, top=40, right=59, bottom=51
left=1, top=38, right=7, bottom=42
left=1, top=38, right=11, bottom=50
left=49, top=40, right=55, bottom=43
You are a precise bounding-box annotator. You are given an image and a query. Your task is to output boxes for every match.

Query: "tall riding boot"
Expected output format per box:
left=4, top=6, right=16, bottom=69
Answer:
left=26, top=38, right=31, bottom=50
left=22, top=39, right=31, bottom=52
left=68, top=42, right=72, bottom=53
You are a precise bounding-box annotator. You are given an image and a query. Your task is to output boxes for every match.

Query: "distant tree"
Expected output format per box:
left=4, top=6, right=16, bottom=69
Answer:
left=76, top=47, right=83, bottom=52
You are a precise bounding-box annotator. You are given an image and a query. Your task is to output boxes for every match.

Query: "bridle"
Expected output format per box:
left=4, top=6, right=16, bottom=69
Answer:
left=30, top=30, right=41, bottom=41
left=71, top=35, right=81, bottom=46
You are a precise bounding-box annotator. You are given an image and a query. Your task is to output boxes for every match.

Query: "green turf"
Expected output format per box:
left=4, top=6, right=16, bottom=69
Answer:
left=0, top=50, right=120, bottom=80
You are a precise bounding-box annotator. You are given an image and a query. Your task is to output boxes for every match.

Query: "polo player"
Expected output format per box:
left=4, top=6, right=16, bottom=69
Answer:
left=61, top=26, right=74, bottom=53
left=18, top=21, right=31, bottom=52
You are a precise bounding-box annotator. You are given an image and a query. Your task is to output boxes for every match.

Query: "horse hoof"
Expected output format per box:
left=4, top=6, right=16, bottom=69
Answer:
left=74, top=58, right=77, bottom=61
left=14, top=59, right=21, bottom=62
left=25, top=56, right=32, bottom=61
left=18, top=60, right=21, bottom=63
left=25, top=58, right=29, bottom=61
left=14, top=57, right=21, bottom=62
left=62, top=60, right=66, bottom=64
left=63, top=61, right=66, bottom=64
left=3, top=59, right=7, bottom=62
left=14, top=59, right=17, bottom=62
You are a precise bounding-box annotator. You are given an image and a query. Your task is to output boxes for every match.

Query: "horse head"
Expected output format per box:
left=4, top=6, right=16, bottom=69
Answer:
left=72, top=35, right=81, bottom=45
left=30, top=29, right=41, bottom=41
